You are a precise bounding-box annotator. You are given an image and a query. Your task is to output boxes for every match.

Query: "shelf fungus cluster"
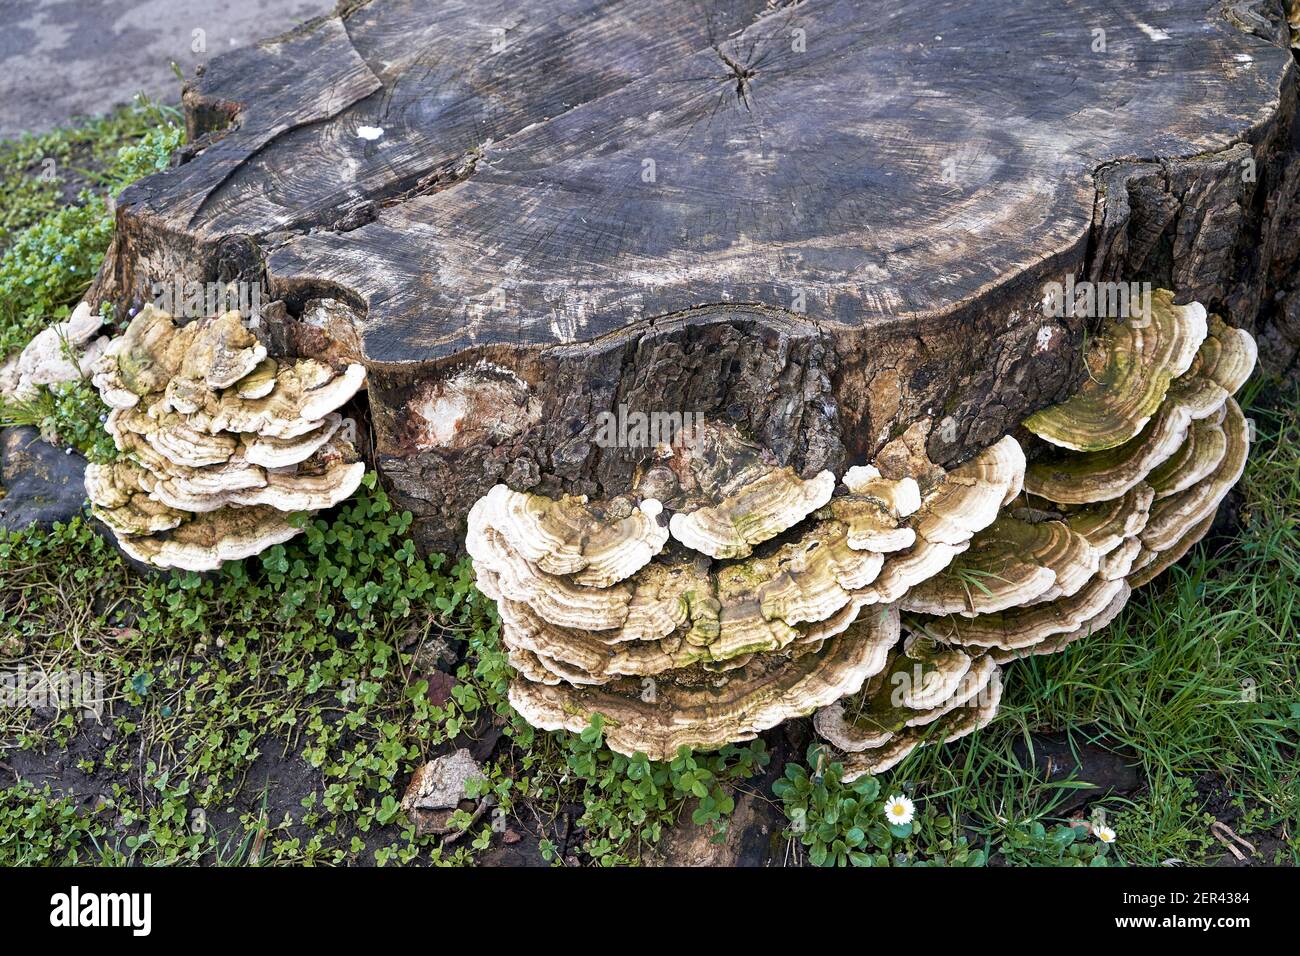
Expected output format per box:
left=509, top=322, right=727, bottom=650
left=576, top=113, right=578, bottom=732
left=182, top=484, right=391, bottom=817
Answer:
left=818, top=296, right=1255, bottom=774
left=1022, top=299, right=1255, bottom=590
left=814, top=637, right=1004, bottom=779
left=468, top=423, right=1023, bottom=760
left=84, top=305, right=368, bottom=571
left=469, top=292, right=1256, bottom=771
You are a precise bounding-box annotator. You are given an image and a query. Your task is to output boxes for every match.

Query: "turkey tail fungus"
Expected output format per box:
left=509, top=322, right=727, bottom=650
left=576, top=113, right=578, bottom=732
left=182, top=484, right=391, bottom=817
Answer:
left=86, top=306, right=367, bottom=571
left=462, top=298, right=1255, bottom=762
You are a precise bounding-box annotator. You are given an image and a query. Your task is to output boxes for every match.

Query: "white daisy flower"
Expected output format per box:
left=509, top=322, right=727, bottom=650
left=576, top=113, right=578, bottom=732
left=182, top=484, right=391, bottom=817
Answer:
left=1095, top=824, right=1117, bottom=844
left=884, top=794, right=915, bottom=826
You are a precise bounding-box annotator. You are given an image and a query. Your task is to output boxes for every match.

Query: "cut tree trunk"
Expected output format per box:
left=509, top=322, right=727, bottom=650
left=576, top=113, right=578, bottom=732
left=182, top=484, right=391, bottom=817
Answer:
left=91, top=0, right=1300, bottom=552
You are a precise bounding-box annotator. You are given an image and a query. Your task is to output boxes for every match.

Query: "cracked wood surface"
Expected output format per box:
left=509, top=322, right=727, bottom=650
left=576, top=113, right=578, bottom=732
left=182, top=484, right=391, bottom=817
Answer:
left=96, top=0, right=1300, bottom=550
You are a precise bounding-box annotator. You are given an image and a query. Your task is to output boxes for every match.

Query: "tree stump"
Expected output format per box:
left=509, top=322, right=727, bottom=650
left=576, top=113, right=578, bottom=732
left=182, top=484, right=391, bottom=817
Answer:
left=92, top=0, right=1300, bottom=551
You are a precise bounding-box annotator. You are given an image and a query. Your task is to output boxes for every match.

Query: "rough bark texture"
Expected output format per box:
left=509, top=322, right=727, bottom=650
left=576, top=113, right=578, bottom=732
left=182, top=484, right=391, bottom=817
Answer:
left=90, top=0, right=1300, bottom=552
left=1090, top=3, right=1300, bottom=381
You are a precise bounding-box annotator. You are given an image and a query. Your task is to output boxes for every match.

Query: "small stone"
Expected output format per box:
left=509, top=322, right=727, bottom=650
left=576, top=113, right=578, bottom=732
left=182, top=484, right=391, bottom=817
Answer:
left=424, top=669, right=457, bottom=708
left=400, top=749, right=487, bottom=837
left=401, top=749, right=484, bottom=812
left=0, top=427, right=88, bottom=532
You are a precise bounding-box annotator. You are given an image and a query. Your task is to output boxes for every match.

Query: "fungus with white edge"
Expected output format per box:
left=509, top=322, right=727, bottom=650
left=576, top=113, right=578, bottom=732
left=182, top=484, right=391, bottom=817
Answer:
left=458, top=294, right=1256, bottom=769
left=85, top=307, right=367, bottom=571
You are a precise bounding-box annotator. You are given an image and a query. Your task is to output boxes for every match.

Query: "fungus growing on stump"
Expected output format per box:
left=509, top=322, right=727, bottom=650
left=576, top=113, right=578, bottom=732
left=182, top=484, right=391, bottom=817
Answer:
left=1127, top=398, right=1251, bottom=587
left=858, top=436, right=1026, bottom=605
left=852, top=302, right=1256, bottom=700
left=1025, top=310, right=1255, bottom=505
left=506, top=607, right=901, bottom=761
left=473, top=484, right=668, bottom=587
left=899, top=514, right=1099, bottom=617
left=85, top=306, right=367, bottom=571
left=464, top=293, right=1254, bottom=769
left=468, top=428, right=1023, bottom=759
left=1022, top=291, right=1206, bottom=452
left=44, top=0, right=1293, bottom=788
left=663, top=423, right=837, bottom=561
left=1022, top=304, right=1256, bottom=598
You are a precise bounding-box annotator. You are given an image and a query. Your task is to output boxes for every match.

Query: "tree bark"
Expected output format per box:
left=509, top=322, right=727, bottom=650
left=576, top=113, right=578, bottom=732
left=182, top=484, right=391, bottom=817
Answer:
left=91, top=0, right=1300, bottom=552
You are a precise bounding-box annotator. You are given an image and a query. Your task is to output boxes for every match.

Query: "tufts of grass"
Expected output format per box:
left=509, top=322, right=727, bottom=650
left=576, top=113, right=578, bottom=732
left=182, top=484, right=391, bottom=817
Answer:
left=0, top=96, right=182, bottom=460
left=0, top=377, right=117, bottom=461
left=0, top=475, right=498, bottom=865
left=0, top=97, right=183, bottom=251
left=0, top=780, right=113, bottom=866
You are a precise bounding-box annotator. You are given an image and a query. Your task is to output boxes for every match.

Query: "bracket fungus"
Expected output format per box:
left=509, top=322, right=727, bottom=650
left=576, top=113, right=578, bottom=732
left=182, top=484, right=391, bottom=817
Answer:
left=1023, top=403, right=1193, bottom=506
left=1126, top=513, right=1217, bottom=590
left=986, top=582, right=1133, bottom=665
left=907, top=575, right=1129, bottom=656
left=472, top=484, right=668, bottom=587
left=469, top=432, right=1023, bottom=759
left=1022, top=291, right=1206, bottom=452
left=1127, top=398, right=1250, bottom=587
left=1055, top=482, right=1156, bottom=555
left=902, top=481, right=1152, bottom=658
left=1025, top=308, right=1256, bottom=505
left=859, top=436, right=1026, bottom=606
left=641, top=419, right=837, bottom=561
left=900, top=514, right=1099, bottom=617
left=668, top=465, right=835, bottom=560
left=1146, top=406, right=1228, bottom=499
left=1023, top=298, right=1254, bottom=595
left=0, top=301, right=111, bottom=401
left=465, top=293, right=1254, bottom=772
left=813, top=635, right=1004, bottom=780
left=506, top=607, right=901, bottom=761
left=826, top=465, right=921, bottom=552
left=86, top=306, right=367, bottom=571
